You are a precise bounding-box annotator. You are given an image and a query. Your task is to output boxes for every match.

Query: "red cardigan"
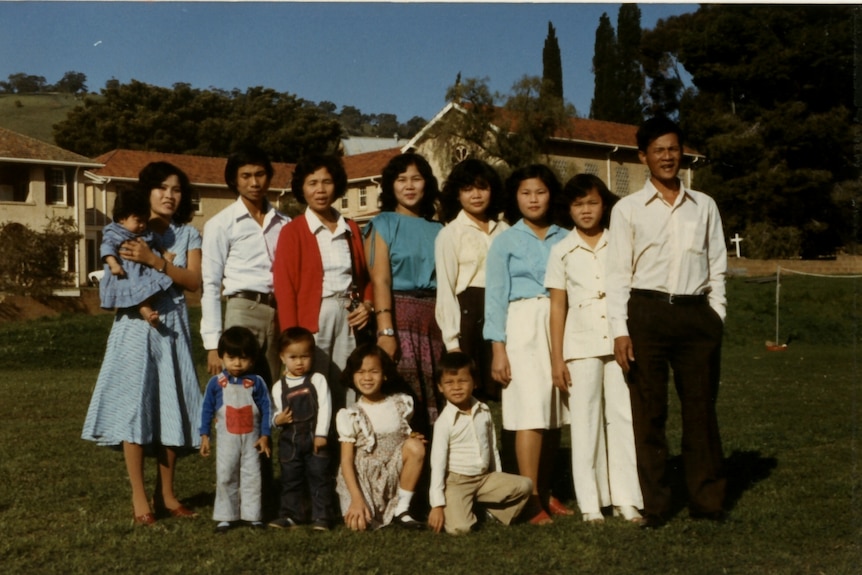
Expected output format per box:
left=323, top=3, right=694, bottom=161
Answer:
left=273, top=214, right=373, bottom=333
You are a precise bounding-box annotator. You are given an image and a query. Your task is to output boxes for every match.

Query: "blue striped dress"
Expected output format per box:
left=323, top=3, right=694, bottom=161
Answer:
left=82, top=223, right=203, bottom=451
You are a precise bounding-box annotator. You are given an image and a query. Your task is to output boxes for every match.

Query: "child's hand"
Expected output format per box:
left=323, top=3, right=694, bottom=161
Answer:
left=344, top=499, right=373, bottom=531
left=200, top=435, right=211, bottom=457
left=275, top=407, right=293, bottom=426
left=551, top=356, right=571, bottom=394
left=106, top=258, right=126, bottom=277
left=409, top=431, right=427, bottom=444
left=428, top=506, right=445, bottom=533
left=255, top=435, right=271, bottom=458
left=313, top=436, right=327, bottom=454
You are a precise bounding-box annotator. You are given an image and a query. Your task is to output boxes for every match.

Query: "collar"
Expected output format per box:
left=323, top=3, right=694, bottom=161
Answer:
left=305, top=207, right=349, bottom=236
left=564, top=228, right=607, bottom=254
left=642, top=179, right=697, bottom=208
left=454, top=209, right=501, bottom=234
left=230, top=196, right=288, bottom=226
left=218, top=370, right=256, bottom=388
left=446, top=397, right=488, bottom=422
left=513, top=218, right=562, bottom=241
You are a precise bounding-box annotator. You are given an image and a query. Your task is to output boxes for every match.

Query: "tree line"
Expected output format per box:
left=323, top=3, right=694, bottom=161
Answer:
left=1, top=71, right=88, bottom=95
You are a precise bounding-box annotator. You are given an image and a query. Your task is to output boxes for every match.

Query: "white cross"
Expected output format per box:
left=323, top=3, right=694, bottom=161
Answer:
left=730, top=233, right=743, bottom=258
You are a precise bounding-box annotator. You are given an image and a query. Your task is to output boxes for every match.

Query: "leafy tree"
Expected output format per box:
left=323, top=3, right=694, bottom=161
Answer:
left=542, top=22, right=564, bottom=102
left=54, top=71, right=87, bottom=94
left=0, top=217, right=81, bottom=296
left=53, top=80, right=342, bottom=161
left=5, top=73, right=48, bottom=94
left=590, top=13, right=617, bottom=120
left=649, top=4, right=855, bottom=256
left=615, top=4, right=645, bottom=124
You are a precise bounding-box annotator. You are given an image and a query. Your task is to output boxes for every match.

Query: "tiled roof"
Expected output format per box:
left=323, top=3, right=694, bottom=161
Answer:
left=90, top=148, right=401, bottom=190
left=91, top=149, right=295, bottom=189
left=0, top=126, right=101, bottom=166
left=342, top=147, right=401, bottom=181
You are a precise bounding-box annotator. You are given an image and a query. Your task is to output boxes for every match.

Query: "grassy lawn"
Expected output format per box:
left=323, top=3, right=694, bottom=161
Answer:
left=0, top=275, right=859, bottom=574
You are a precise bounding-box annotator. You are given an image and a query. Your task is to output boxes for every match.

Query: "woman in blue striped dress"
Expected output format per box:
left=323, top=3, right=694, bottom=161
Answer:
left=83, top=162, right=203, bottom=526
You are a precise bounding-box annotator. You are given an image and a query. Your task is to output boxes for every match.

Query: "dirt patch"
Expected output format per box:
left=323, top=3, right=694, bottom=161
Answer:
left=0, top=289, right=109, bottom=323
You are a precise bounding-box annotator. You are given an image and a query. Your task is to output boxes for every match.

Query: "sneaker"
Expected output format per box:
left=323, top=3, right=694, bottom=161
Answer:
left=268, top=517, right=299, bottom=530
left=312, top=519, right=330, bottom=532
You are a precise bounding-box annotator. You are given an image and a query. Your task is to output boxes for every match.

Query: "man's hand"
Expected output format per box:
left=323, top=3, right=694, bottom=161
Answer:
left=614, top=336, right=635, bottom=374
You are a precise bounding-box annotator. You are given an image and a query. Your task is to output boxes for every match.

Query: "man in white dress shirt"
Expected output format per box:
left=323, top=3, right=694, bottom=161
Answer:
left=606, top=117, right=727, bottom=529
left=201, top=146, right=290, bottom=386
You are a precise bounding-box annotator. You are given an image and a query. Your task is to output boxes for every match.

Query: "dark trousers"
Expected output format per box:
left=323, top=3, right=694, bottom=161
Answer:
left=626, top=292, right=726, bottom=519
left=457, top=287, right=499, bottom=401
left=278, top=427, right=332, bottom=523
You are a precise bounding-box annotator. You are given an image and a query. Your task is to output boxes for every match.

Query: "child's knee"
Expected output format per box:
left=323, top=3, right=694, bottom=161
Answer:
left=402, top=438, right=425, bottom=460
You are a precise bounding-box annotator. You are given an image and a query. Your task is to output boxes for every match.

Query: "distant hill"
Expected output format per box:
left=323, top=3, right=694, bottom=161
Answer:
left=0, top=93, right=86, bottom=145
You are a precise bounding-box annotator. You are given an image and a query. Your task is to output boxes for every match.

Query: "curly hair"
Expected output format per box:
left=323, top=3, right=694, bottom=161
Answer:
left=439, top=159, right=504, bottom=223
left=290, top=154, right=348, bottom=205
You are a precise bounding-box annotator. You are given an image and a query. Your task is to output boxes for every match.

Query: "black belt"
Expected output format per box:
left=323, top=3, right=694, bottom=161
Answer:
left=631, top=289, right=708, bottom=305
left=228, top=290, right=277, bottom=308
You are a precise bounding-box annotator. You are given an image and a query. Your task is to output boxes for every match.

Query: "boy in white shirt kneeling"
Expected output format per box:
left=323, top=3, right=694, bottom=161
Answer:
left=428, top=351, right=532, bottom=534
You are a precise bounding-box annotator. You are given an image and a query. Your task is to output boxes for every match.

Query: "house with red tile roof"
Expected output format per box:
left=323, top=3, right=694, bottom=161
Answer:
left=401, top=102, right=702, bottom=196
left=0, top=126, right=103, bottom=288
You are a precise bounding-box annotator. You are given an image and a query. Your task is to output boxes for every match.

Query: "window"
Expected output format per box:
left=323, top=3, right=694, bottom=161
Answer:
left=0, top=164, right=30, bottom=202
left=453, top=145, right=470, bottom=163
left=551, top=159, right=572, bottom=181
left=190, top=189, right=202, bottom=213
left=47, top=168, right=67, bottom=204
left=359, top=187, right=367, bottom=208
left=614, top=166, right=631, bottom=197
left=341, top=196, right=349, bottom=210
left=583, top=162, right=600, bottom=176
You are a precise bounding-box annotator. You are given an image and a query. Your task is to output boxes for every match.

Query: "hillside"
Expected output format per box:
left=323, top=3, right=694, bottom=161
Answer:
left=0, top=93, right=85, bottom=145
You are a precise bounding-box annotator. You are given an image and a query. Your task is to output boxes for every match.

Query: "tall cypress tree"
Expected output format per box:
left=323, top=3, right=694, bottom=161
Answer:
left=590, top=12, right=617, bottom=120
left=542, top=21, right=564, bottom=102
left=616, top=3, right=645, bottom=124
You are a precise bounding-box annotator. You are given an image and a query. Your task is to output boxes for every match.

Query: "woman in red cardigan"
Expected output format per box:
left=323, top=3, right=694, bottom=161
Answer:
left=273, top=154, right=373, bottom=408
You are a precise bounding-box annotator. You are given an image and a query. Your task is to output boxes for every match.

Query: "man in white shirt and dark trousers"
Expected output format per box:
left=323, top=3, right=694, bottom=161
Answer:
left=606, top=116, right=727, bottom=530
left=201, top=147, right=289, bottom=386
left=428, top=351, right=532, bottom=534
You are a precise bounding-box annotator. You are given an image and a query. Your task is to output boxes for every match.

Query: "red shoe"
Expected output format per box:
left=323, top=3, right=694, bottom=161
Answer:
left=166, top=504, right=198, bottom=519
left=548, top=496, right=575, bottom=516
left=528, top=509, right=554, bottom=525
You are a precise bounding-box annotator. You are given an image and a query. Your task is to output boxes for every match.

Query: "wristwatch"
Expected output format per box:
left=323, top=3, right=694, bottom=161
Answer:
left=377, top=328, right=395, bottom=337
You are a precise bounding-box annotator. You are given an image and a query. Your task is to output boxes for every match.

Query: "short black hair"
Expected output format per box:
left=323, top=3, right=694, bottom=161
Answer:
left=278, top=326, right=315, bottom=353
left=136, top=161, right=195, bottom=224
left=439, top=159, right=504, bottom=223
left=112, top=187, right=151, bottom=223
left=636, top=116, right=685, bottom=152
left=379, top=153, right=439, bottom=220
left=556, top=173, right=619, bottom=230
left=218, top=326, right=260, bottom=359
left=290, top=154, right=348, bottom=205
left=502, top=164, right=561, bottom=225
left=341, top=343, right=411, bottom=397
left=436, top=350, right=478, bottom=385
left=224, top=146, right=274, bottom=194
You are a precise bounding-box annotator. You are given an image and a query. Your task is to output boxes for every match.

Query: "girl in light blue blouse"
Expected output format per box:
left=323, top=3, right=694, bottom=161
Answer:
left=483, top=164, right=571, bottom=524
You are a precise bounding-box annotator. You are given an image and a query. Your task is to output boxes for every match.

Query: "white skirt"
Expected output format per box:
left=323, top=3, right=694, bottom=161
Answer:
left=502, top=297, right=568, bottom=430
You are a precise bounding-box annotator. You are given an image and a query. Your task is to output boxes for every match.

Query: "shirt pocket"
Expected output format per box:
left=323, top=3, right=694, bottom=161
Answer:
left=682, top=220, right=706, bottom=255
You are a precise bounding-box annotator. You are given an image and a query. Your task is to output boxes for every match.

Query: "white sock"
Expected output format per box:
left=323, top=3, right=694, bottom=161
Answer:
left=394, top=488, right=414, bottom=516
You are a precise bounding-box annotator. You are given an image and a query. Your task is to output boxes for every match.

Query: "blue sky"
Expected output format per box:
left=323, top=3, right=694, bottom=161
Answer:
left=0, top=2, right=697, bottom=122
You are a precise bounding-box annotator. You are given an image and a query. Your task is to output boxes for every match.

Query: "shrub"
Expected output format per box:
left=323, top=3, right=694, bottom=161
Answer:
left=0, top=217, right=81, bottom=295
left=742, top=222, right=802, bottom=259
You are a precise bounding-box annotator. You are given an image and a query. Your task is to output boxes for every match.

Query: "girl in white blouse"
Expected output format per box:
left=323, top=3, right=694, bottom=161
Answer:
left=435, top=159, right=508, bottom=401
left=545, top=174, right=644, bottom=524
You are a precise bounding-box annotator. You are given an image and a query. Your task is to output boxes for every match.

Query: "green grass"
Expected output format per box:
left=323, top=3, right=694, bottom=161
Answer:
left=0, top=276, right=859, bottom=574
left=0, top=93, right=85, bottom=144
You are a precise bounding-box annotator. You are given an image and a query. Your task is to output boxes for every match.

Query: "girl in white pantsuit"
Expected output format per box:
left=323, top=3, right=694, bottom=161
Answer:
left=546, top=174, right=643, bottom=524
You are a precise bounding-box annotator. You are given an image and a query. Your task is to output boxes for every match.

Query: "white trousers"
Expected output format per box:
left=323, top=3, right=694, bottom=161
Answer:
left=567, top=356, right=642, bottom=514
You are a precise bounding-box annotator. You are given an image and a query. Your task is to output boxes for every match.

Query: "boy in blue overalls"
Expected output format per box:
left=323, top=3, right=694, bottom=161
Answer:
left=200, top=326, right=272, bottom=533
left=268, top=327, right=333, bottom=531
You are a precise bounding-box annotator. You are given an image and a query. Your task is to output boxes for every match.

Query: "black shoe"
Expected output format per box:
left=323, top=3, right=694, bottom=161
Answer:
left=215, top=521, right=231, bottom=534
left=312, top=519, right=330, bottom=532
left=268, top=517, right=299, bottom=529
left=639, top=515, right=667, bottom=530
left=250, top=521, right=266, bottom=530
left=690, top=509, right=726, bottom=523
left=393, top=512, right=426, bottom=530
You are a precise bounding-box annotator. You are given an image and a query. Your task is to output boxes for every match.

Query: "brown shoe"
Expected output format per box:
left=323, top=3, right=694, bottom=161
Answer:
left=133, top=512, right=156, bottom=526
